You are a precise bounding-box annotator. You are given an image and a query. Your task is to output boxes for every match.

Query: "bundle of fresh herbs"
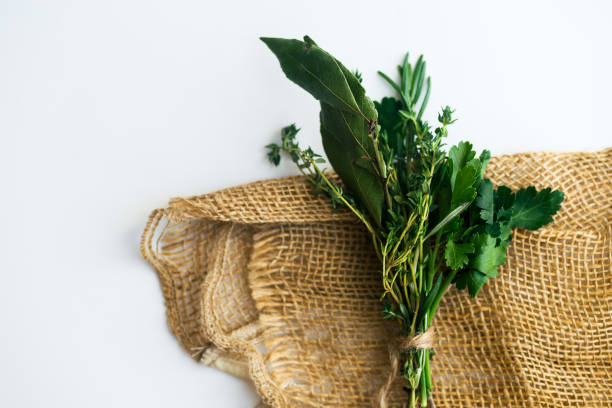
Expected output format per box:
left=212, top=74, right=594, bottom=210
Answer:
left=262, top=36, right=564, bottom=408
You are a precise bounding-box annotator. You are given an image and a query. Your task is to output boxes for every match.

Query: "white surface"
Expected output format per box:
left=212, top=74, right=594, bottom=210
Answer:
left=1, top=1, right=610, bottom=407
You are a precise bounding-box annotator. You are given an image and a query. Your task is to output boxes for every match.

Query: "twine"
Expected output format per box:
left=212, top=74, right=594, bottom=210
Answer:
left=375, top=327, right=436, bottom=408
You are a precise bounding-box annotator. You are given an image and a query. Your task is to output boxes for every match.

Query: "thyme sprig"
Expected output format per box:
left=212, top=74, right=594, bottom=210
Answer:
left=262, top=36, right=564, bottom=407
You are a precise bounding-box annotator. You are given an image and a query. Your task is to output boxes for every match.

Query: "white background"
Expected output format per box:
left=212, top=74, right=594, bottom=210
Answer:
left=1, top=1, right=610, bottom=407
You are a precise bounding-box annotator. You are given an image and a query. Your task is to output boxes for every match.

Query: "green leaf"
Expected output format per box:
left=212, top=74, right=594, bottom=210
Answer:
left=476, top=178, right=494, bottom=224
left=496, top=206, right=513, bottom=222
left=418, top=273, right=443, bottom=325
left=333, top=55, right=378, bottom=121
left=448, top=141, right=476, bottom=188
left=498, top=223, right=512, bottom=241
left=374, top=97, right=402, bottom=131
left=326, top=52, right=383, bottom=223
left=495, top=186, right=515, bottom=211
left=417, top=77, right=431, bottom=121
left=399, top=302, right=409, bottom=320
left=485, top=200, right=513, bottom=240
left=478, top=150, right=491, bottom=179
left=262, top=36, right=384, bottom=224
left=438, top=106, right=456, bottom=125
left=383, top=301, right=396, bottom=319
left=451, top=161, right=480, bottom=208
left=413, top=61, right=426, bottom=105
left=265, top=144, right=281, bottom=166
left=425, top=201, right=470, bottom=240
left=320, top=102, right=384, bottom=224
left=260, top=36, right=371, bottom=119
left=374, top=97, right=403, bottom=154
left=410, top=55, right=424, bottom=101
left=424, top=274, right=442, bottom=310
left=485, top=222, right=501, bottom=238
left=454, top=269, right=489, bottom=298
left=435, top=161, right=453, bottom=219
left=509, top=187, right=564, bottom=230
left=469, top=232, right=506, bottom=277
left=378, top=70, right=401, bottom=95
left=444, top=238, right=475, bottom=270
left=401, top=52, right=411, bottom=97
left=353, top=157, right=373, bottom=170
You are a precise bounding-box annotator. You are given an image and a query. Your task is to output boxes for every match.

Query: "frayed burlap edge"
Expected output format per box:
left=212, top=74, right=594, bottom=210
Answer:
left=140, top=208, right=287, bottom=407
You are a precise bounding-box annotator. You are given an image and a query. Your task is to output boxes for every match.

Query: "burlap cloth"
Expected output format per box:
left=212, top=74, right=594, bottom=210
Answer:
left=141, top=149, right=612, bottom=407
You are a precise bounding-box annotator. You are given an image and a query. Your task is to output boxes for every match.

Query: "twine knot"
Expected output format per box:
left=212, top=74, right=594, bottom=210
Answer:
left=374, top=327, right=436, bottom=408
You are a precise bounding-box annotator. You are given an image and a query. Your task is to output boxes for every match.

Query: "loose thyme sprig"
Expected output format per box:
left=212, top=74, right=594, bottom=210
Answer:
left=263, top=36, right=564, bottom=408
left=267, top=125, right=382, bottom=257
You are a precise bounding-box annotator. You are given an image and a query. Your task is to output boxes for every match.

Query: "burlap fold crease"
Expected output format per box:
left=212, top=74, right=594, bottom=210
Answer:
left=141, top=149, right=612, bottom=407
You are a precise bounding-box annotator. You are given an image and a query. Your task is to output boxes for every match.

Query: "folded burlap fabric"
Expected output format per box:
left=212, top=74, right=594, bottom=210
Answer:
left=141, top=149, right=611, bottom=407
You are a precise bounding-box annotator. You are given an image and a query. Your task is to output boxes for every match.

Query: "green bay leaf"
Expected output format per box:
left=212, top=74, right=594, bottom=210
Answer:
left=262, top=36, right=383, bottom=224
left=320, top=102, right=384, bottom=224
left=261, top=37, right=370, bottom=119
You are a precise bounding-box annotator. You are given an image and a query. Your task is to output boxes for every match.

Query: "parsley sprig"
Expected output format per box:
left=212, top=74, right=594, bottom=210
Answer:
left=262, top=36, right=564, bottom=407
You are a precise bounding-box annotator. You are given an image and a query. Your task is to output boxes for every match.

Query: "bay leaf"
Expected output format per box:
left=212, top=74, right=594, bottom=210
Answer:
left=261, top=37, right=366, bottom=118
left=320, top=102, right=383, bottom=224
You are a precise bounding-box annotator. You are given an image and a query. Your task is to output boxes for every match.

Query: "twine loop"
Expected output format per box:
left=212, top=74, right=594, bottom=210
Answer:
left=374, top=327, right=436, bottom=408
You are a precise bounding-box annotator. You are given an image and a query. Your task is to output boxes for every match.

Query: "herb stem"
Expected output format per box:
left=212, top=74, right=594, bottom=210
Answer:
left=427, top=232, right=442, bottom=292
left=303, top=149, right=377, bottom=237
left=389, top=213, right=417, bottom=262
left=427, top=269, right=457, bottom=327
left=420, top=366, right=428, bottom=407
left=372, top=135, right=393, bottom=210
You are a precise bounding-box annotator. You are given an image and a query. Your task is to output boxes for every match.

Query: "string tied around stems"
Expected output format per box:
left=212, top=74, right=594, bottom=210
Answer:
left=374, top=327, right=436, bottom=408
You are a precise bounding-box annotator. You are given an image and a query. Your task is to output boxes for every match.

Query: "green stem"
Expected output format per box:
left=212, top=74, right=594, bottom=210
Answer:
left=389, top=213, right=417, bottom=263
left=420, top=367, right=428, bottom=407
left=281, top=146, right=377, bottom=240
left=372, top=135, right=393, bottom=210
left=425, top=351, right=432, bottom=392
left=312, top=160, right=376, bottom=235
left=420, top=312, right=431, bottom=406
left=427, top=232, right=441, bottom=292
left=427, top=269, right=457, bottom=327
left=408, top=250, right=420, bottom=337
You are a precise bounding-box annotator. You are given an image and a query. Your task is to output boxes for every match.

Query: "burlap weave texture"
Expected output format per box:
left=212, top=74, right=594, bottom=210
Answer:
left=141, top=149, right=612, bottom=407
